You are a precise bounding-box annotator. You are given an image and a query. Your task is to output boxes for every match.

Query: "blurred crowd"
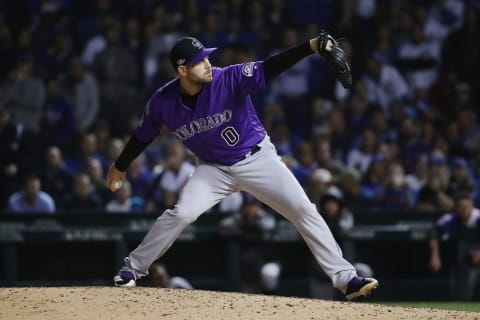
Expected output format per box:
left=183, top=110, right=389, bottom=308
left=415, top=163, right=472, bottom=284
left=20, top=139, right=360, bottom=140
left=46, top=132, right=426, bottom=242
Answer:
left=1, top=0, right=480, bottom=214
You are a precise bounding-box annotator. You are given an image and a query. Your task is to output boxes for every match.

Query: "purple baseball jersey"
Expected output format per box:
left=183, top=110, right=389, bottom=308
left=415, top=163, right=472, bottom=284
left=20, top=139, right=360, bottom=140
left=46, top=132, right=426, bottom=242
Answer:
left=135, top=61, right=267, bottom=165
left=435, top=208, right=480, bottom=234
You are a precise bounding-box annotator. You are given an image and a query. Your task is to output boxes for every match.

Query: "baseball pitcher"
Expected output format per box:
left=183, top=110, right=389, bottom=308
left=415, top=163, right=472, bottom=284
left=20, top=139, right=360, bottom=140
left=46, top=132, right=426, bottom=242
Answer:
left=106, top=33, right=377, bottom=300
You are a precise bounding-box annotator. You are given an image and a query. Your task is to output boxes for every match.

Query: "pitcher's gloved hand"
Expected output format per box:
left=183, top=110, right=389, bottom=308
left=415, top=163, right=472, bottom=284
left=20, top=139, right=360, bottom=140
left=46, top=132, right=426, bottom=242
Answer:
left=317, top=30, right=352, bottom=89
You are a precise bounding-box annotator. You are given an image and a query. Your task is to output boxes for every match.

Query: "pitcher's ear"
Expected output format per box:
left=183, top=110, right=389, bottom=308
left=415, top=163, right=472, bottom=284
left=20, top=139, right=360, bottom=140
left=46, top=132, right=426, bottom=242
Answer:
left=178, top=65, right=187, bottom=75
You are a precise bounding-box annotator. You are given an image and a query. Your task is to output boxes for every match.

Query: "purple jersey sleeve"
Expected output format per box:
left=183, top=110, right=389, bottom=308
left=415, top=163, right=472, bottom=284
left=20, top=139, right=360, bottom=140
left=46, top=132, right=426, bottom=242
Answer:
left=134, top=101, right=160, bottom=142
left=434, top=209, right=480, bottom=237
left=135, top=79, right=177, bottom=142
left=221, top=61, right=267, bottom=98
left=434, top=213, right=456, bottom=234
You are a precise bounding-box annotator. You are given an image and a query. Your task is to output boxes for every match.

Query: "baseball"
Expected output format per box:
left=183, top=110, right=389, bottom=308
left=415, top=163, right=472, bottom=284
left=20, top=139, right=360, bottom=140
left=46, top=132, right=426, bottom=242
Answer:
left=113, top=180, right=123, bottom=190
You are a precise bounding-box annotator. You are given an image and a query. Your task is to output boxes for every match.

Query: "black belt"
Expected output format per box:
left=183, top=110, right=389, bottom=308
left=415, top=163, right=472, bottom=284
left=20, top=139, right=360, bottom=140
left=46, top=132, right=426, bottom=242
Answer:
left=245, top=145, right=261, bottom=158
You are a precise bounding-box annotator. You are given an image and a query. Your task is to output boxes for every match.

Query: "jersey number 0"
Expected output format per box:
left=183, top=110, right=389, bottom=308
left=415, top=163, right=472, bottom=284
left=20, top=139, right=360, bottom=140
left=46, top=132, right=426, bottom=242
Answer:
left=221, top=126, right=240, bottom=146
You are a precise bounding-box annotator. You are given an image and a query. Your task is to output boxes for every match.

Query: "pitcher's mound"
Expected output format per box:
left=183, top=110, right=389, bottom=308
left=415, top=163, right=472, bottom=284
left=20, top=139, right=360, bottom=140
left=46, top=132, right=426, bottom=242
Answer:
left=0, top=287, right=477, bottom=320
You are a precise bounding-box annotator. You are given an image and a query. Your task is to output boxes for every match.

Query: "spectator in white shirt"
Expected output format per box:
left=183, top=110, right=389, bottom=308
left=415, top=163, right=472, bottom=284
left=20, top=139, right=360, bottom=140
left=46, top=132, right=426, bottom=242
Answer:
left=363, top=56, right=409, bottom=115
left=424, top=0, right=465, bottom=43
left=8, top=174, right=55, bottom=214
left=398, top=23, right=442, bottom=91
left=347, top=128, right=379, bottom=174
left=147, top=141, right=195, bottom=210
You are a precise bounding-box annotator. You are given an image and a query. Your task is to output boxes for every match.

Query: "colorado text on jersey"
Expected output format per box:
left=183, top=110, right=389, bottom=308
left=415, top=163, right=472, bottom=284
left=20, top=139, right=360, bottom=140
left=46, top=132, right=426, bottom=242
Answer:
left=173, top=109, right=233, bottom=141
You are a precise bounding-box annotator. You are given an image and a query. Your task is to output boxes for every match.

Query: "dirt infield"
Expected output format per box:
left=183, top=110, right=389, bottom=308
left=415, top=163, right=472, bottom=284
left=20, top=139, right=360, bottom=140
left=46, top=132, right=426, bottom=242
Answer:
left=0, top=287, right=478, bottom=320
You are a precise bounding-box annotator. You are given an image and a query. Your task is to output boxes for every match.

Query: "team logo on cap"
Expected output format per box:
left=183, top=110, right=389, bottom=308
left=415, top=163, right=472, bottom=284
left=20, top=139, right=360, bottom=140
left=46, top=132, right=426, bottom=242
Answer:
left=177, top=58, right=186, bottom=65
left=192, top=39, right=203, bottom=49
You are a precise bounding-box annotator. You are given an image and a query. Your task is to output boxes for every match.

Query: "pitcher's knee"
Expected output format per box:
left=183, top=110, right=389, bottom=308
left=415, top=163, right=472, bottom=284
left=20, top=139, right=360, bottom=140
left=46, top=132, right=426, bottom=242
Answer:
left=287, top=201, right=317, bottom=216
left=279, top=202, right=319, bottom=223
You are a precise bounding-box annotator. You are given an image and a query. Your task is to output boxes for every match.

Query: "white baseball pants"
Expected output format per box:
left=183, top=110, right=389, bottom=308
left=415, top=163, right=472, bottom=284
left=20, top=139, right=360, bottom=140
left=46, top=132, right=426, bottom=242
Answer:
left=127, top=136, right=356, bottom=292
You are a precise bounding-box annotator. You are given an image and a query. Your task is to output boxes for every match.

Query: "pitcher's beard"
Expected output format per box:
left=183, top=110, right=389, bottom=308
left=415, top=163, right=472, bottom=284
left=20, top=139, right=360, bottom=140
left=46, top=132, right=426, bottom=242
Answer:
left=200, top=73, right=213, bottom=83
left=190, top=70, right=213, bottom=84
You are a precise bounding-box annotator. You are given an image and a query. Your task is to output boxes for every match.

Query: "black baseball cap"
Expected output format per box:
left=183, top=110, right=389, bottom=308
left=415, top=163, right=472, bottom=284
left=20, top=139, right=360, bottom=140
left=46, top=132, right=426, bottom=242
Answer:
left=170, top=37, right=217, bottom=70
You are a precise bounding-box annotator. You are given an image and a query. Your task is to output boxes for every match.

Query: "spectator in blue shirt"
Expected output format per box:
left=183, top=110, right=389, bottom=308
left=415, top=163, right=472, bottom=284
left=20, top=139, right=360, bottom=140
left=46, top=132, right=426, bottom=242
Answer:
left=40, top=145, right=73, bottom=201
left=41, top=79, right=75, bottom=150
left=292, top=142, right=317, bottom=187
left=446, top=157, right=474, bottom=197
left=379, top=161, right=414, bottom=209
left=7, top=174, right=55, bottom=213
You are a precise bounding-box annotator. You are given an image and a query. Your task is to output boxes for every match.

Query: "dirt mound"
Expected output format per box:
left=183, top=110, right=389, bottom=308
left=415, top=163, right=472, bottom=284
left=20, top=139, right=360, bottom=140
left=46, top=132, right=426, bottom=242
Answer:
left=0, top=287, right=478, bottom=320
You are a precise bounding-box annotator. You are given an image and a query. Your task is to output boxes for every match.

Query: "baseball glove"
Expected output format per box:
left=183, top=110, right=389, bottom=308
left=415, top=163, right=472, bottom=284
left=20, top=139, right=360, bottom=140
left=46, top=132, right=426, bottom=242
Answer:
left=317, top=30, right=352, bottom=89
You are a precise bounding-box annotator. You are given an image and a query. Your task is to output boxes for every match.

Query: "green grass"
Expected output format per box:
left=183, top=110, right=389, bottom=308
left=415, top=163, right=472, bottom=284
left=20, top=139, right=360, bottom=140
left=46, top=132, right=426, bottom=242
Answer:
left=384, top=302, right=480, bottom=312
